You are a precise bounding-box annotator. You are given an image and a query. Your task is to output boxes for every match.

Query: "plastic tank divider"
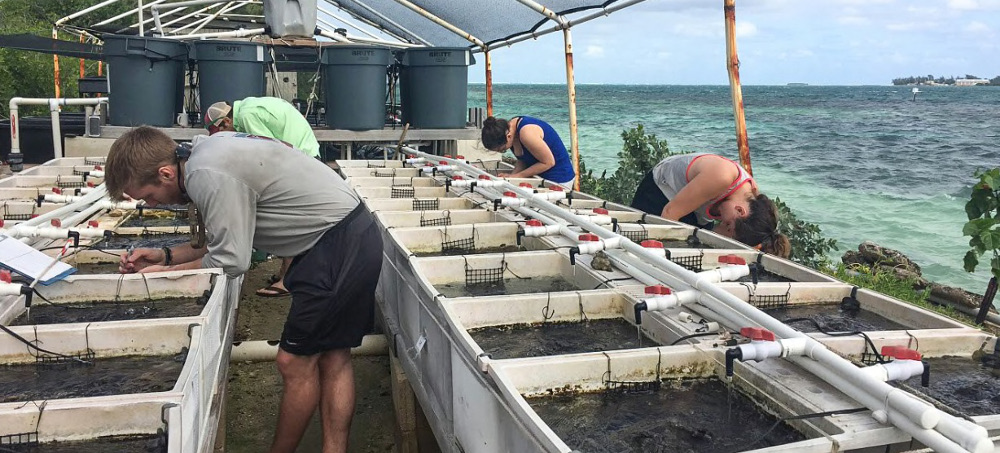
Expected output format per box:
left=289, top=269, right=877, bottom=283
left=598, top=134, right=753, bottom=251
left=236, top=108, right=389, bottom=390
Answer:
left=398, top=148, right=992, bottom=453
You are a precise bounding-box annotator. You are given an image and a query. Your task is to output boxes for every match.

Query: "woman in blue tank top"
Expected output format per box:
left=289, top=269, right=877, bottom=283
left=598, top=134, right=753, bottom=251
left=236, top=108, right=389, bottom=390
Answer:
left=481, top=116, right=576, bottom=185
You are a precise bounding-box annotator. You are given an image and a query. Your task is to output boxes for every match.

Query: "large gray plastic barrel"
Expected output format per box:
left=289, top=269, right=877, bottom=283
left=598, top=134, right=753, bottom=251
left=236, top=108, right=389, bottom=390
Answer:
left=194, top=40, right=269, bottom=111
left=321, top=45, right=392, bottom=130
left=102, top=35, right=188, bottom=127
left=400, top=48, right=474, bottom=129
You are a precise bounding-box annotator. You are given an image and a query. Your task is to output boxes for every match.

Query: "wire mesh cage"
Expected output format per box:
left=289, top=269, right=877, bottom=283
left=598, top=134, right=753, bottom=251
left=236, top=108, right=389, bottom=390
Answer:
left=412, top=199, right=440, bottom=211
left=420, top=211, right=452, bottom=227
left=372, top=168, right=397, bottom=177
left=84, top=157, right=106, bottom=166
left=464, top=257, right=506, bottom=288
left=665, top=250, right=704, bottom=272
left=367, top=161, right=387, bottom=168
left=604, top=378, right=662, bottom=394
left=391, top=186, right=415, bottom=199
left=619, top=228, right=649, bottom=243
left=56, top=176, right=87, bottom=189
left=0, top=432, right=38, bottom=450
left=441, top=228, right=476, bottom=255
left=748, top=292, right=791, bottom=310
left=35, top=349, right=96, bottom=366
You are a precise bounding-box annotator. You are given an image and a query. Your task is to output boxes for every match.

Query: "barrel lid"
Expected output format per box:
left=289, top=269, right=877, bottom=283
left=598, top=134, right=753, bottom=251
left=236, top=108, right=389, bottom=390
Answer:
left=401, top=47, right=474, bottom=66
left=321, top=45, right=393, bottom=65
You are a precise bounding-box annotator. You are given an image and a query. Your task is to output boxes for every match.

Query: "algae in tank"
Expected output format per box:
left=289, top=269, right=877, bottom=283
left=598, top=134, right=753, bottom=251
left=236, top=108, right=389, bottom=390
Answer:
left=470, top=318, right=657, bottom=359
left=26, top=435, right=167, bottom=453
left=529, top=377, right=804, bottom=452
left=11, top=296, right=206, bottom=325
left=766, top=304, right=909, bottom=332
left=901, top=355, right=1000, bottom=416
left=0, top=353, right=186, bottom=402
left=437, top=276, right=579, bottom=298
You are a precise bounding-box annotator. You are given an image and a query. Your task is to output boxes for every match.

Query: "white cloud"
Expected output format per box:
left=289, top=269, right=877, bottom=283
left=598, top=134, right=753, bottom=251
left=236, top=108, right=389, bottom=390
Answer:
left=736, top=21, right=758, bottom=38
left=964, top=21, right=992, bottom=34
left=886, top=22, right=939, bottom=32
left=838, top=16, right=869, bottom=26
left=584, top=45, right=605, bottom=58
left=948, top=0, right=979, bottom=10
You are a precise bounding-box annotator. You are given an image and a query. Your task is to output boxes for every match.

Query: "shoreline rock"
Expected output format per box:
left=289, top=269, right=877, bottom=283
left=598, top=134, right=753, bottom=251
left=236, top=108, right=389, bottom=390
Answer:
left=841, top=241, right=987, bottom=311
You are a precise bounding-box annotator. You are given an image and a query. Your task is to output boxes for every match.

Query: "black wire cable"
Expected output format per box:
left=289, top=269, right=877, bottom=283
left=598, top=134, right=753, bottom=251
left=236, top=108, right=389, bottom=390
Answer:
left=732, top=407, right=868, bottom=452
left=670, top=331, right=737, bottom=346
left=781, top=317, right=885, bottom=363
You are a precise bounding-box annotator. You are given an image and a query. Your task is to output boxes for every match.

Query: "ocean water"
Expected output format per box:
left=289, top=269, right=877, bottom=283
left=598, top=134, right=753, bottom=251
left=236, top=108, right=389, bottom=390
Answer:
left=469, top=84, right=1000, bottom=293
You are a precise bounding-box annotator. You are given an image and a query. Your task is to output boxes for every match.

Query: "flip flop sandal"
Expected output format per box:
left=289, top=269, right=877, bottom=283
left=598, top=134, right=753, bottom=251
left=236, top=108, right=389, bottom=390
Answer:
left=256, top=285, right=290, bottom=298
left=266, top=274, right=281, bottom=285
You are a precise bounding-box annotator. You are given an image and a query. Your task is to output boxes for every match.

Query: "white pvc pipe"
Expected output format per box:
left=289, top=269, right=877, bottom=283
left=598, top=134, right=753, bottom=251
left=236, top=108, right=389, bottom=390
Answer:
left=9, top=97, right=108, bottom=164
left=55, top=0, right=123, bottom=26
left=316, top=28, right=352, bottom=43
left=162, top=27, right=264, bottom=40
left=230, top=335, right=388, bottom=362
left=403, top=148, right=990, bottom=452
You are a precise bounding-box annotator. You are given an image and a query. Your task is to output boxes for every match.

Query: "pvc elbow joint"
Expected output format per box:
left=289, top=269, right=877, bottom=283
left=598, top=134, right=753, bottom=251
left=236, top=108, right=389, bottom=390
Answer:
left=725, top=348, right=742, bottom=378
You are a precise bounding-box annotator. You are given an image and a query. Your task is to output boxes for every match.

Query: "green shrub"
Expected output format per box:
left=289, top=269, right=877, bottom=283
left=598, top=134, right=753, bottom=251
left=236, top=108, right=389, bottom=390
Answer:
left=962, top=167, right=1000, bottom=281
left=828, top=263, right=973, bottom=324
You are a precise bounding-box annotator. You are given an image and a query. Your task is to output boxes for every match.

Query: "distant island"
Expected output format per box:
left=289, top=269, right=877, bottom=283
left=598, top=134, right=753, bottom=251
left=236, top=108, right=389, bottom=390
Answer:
left=786, top=83, right=809, bottom=86
left=892, top=74, right=1000, bottom=86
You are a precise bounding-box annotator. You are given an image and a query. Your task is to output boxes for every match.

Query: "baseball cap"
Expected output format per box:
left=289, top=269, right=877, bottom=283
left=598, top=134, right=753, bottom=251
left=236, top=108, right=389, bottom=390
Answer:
left=204, top=101, right=232, bottom=129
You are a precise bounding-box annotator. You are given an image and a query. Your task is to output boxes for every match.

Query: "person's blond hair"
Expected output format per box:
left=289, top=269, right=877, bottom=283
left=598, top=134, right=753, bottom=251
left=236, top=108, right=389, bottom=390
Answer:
left=105, top=126, right=177, bottom=200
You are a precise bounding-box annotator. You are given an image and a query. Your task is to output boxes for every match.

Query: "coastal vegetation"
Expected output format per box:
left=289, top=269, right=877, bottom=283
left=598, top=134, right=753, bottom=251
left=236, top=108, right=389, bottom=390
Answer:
left=891, top=74, right=1000, bottom=86
left=963, top=168, right=1000, bottom=316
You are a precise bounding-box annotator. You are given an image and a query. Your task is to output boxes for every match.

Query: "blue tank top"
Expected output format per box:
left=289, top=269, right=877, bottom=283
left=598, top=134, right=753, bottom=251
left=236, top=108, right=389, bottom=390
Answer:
left=513, top=116, right=576, bottom=184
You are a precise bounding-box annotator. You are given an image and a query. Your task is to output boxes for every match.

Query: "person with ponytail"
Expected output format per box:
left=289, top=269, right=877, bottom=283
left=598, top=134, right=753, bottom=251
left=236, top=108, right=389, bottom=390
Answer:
left=480, top=116, right=576, bottom=186
left=630, top=153, right=790, bottom=258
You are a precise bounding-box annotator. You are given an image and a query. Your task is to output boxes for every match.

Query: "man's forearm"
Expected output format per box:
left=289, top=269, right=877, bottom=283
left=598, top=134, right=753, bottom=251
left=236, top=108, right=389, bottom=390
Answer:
left=168, top=243, right=209, bottom=265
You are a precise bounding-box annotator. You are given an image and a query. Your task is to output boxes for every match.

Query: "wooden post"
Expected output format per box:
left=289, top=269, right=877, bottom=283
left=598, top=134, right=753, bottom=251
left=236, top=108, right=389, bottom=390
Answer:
left=562, top=27, right=581, bottom=190
left=485, top=50, right=494, bottom=118
left=389, top=354, right=419, bottom=453
left=724, top=0, right=752, bottom=175
left=52, top=29, right=61, bottom=99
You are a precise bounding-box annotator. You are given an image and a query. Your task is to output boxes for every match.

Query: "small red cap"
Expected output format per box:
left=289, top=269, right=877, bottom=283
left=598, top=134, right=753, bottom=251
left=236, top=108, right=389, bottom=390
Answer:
left=443, top=154, right=452, bottom=158
left=881, top=346, right=922, bottom=361
left=592, top=207, right=609, bottom=215
left=439, top=160, right=448, bottom=165
left=644, top=285, right=672, bottom=295
left=740, top=327, right=775, bottom=342
left=641, top=240, right=664, bottom=248
left=519, top=183, right=534, bottom=188
left=451, top=175, right=464, bottom=180
left=30, top=214, right=39, bottom=219
left=407, top=154, right=415, bottom=158
left=94, top=165, right=103, bottom=170
left=0, top=220, right=4, bottom=228
left=503, top=191, right=517, bottom=198
left=578, top=233, right=600, bottom=242
left=50, top=219, right=61, bottom=227
left=549, top=185, right=564, bottom=191
left=51, top=187, right=63, bottom=194
left=87, top=181, right=96, bottom=187
left=456, top=155, right=465, bottom=159
left=0, top=270, right=10, bottom=283
left=525, top=219, right=543, bottom=227
left=478, top=175, right=492, bottom=180
left=88, top=220, right=100, bottom=228
left=425, top=162, right=434, bottom=166
left=719, top=255, right=747, bottom=265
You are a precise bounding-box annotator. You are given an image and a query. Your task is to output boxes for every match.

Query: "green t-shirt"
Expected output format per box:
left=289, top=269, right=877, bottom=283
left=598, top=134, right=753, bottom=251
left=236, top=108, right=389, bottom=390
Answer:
left=233, top=97, right=320, bottom=158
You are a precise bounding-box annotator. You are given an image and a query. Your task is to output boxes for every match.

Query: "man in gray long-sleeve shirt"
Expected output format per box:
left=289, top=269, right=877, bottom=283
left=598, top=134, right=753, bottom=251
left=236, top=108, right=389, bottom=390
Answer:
left=104, top=126, right=383, bottom=453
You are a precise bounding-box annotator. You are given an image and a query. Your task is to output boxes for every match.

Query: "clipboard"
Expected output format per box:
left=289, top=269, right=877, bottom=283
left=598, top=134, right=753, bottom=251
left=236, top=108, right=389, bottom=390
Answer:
left=0, top=234, right=76, bottom=285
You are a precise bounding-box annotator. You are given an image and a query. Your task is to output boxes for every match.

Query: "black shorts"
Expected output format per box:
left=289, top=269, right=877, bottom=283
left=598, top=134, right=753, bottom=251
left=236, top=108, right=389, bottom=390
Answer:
left=630, top=171, right=713, bottom=230
left=280, top=206, right=383, bottom=356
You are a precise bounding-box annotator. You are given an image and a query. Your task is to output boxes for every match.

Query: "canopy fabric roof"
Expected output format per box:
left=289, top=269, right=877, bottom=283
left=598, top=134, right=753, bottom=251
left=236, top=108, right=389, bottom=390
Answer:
left=326, top=0, right=624, bottom=48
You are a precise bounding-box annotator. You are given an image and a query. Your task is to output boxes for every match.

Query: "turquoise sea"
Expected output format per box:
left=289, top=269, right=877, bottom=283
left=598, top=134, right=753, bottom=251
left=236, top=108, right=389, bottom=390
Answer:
left=469, top=84, right=1000, bottom=293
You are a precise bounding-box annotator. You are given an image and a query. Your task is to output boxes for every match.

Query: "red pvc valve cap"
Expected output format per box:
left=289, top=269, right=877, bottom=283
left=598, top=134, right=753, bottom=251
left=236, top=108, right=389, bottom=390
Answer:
left=0, top=220, right=5, bottom=228
left=0, top=270, right=10, bottom=283
left=451, top=175, right=464, bottom=180
left=51, top=187, right=62, bottom=194
left=88, top=220, right=100, bottom=228
left=478, top=175, right=492, bottom=180
left=456, top=155, right=465, bottom=159
left=87, top=182, right=96, bottom=187
left=503, top=191, right=517, bottom=198
left=425, top=162, right=434, bottom=166
left=578, top=233, right=600, bottom=242
left=30, top=214, right=40, bottom=219
left=641, top=240, right=664, bottom=248
left=719, top=255, right=747, bottom=265
left=94, top=165, right=103, bottom=170
left=519, top=183, right=534, bottom=188
left=50, top=219, right=61, bottom=227
left=881, top=346, right=922, bottom=361
left=525, top=219, right=544, bottom=227
left=407, top=154, right=415, bottom=158
left=548, top=185, right=564, bottom=191
left=644, top=285, right=672, bottom=295
left=740, top=327, right=775, bottom=342
left=592, top=208, right=609, bottom=215
left=438, top=160, right=448, bottom=165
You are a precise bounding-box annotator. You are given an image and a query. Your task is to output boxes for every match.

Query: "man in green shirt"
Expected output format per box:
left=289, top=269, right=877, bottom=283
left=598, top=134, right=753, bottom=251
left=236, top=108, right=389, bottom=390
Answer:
left=204, top=96, right=320, bottom=158
left=204, top=96, right=322, bottom=297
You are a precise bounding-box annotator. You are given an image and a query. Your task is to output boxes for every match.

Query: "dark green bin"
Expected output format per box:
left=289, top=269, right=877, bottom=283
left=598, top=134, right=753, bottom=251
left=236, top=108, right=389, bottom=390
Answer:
left=400, top=48, right=474, bottom=129
left=321, top=45, right=392, bottom=130
left=194, top=40, right=270, bottom=112
left=102, top=35, right=188, bottom=127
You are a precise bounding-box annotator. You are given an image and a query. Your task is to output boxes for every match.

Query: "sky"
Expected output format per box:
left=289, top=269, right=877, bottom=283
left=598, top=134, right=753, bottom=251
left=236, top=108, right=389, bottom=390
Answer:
left=441, top=0, right=1000, bottom=85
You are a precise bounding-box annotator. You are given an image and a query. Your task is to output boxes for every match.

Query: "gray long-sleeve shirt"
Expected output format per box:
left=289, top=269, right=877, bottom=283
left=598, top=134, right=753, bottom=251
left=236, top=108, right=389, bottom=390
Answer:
left=186, top=132, right=359, bottom=276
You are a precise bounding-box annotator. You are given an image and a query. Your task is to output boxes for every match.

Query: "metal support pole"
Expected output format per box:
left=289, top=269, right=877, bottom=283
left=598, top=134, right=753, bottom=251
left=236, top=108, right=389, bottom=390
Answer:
left=485, top=50, right=494, bottom=118
left=724, top=0, right=752, bottom=175
left=562, top=27, right=580, bottom=190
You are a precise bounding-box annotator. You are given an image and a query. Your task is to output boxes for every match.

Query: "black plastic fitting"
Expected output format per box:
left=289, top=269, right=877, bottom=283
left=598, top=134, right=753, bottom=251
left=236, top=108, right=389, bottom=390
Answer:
left=515, top=229, right=525, bottom=246
left=20, top=285, right=33, bottom=308
left=725, top=348, right=743, bottom=378
left=68, top=230, right=80, bottom=248
left=634, top=301, right=648, bottom=325
left=921, top=360, right=930, bottom=387
left=569, top=246, right=580, bottom=266
left=36, top=195, right=45, bottom=207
